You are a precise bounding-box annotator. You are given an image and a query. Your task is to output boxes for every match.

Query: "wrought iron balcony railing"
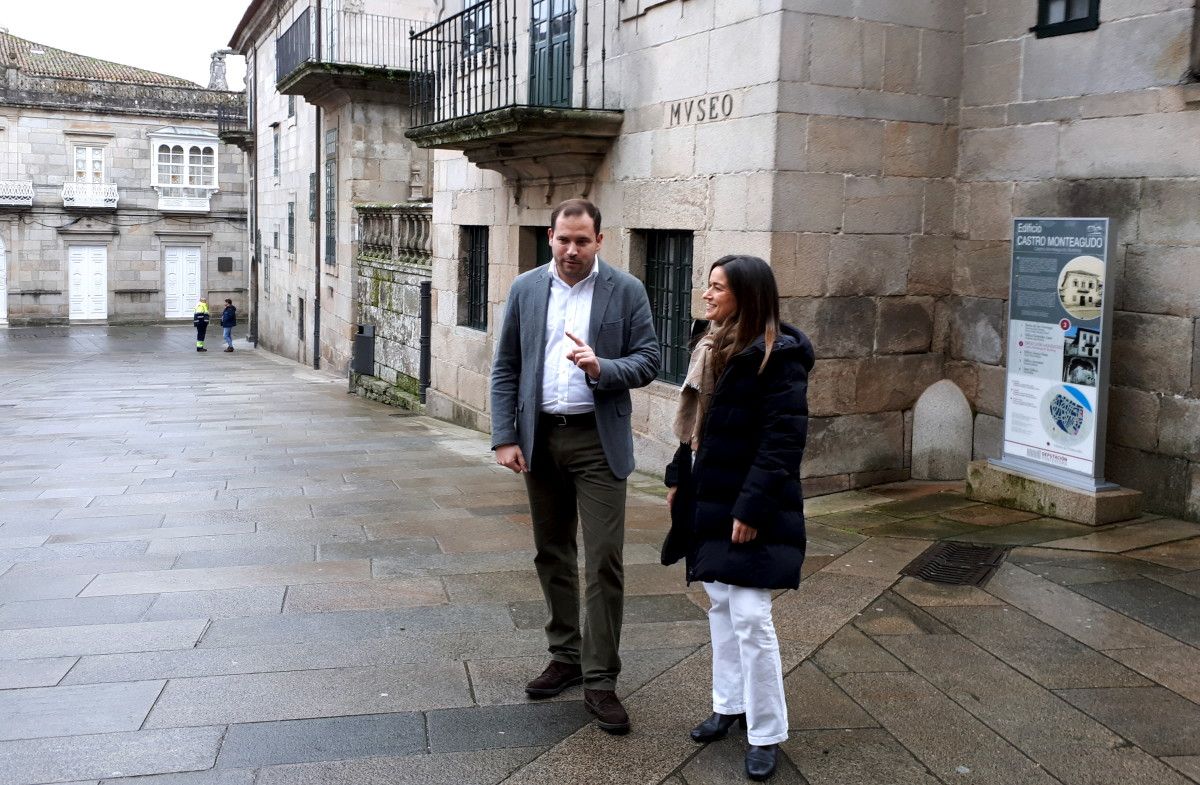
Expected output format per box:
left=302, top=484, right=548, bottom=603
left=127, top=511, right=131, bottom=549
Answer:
left=356, top=203, right=432, bottom=265
left=216, top=104, right=250, bottom=134
left=62, top=182, right=119, bottom=209
left=276, top=2, right=424, bottom=86
left=0, top=179, right=34, bottom=207
left=410, top=0, right=603, bottom=127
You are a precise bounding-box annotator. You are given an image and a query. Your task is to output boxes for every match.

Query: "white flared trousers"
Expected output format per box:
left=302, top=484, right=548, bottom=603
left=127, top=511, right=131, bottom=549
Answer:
left=703, top=581, right=789, bottom=746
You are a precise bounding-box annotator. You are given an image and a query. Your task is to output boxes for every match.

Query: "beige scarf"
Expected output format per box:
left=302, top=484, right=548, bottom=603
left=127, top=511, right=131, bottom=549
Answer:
left=673, top=334, right=716, bottom=451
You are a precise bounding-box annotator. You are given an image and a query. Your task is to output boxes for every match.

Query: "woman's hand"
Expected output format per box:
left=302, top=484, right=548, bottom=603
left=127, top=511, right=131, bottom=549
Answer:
left=732, top=519, right=757, bottom=544
left=666, top=486, right=677, bottom=511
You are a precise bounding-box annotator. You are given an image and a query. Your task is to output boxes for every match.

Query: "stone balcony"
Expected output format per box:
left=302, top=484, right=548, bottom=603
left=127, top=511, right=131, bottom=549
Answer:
left=0, top=179, right=34, bottom=208
left=61, top=183, right=119, bottom=209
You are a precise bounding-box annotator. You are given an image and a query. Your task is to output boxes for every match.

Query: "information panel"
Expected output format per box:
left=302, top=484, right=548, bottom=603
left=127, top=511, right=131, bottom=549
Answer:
left=996, top=218, right=1117, bottom=491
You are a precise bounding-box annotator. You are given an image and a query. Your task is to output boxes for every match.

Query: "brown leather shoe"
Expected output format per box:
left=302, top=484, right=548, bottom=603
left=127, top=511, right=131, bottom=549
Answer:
left=525, top=660, right=583, bottom=698
left=584, top=688, right=631, bottom=734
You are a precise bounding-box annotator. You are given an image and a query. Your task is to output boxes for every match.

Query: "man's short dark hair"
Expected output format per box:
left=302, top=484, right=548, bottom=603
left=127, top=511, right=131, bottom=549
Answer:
left=550, top=198, right=602, bottom=235
left=225, top=299, right=233, bottom=305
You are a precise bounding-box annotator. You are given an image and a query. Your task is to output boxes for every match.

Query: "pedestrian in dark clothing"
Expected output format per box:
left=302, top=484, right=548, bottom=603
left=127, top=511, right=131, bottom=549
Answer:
left=220, top=299, right=237, bottom=352
left=661, top=255, right=813, bottom=782
left=193, top=298, right=210, bottom=352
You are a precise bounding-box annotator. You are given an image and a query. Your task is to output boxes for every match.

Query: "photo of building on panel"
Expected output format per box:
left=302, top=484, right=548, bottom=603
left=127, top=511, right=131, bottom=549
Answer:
left=1063, top=326, right=1100, bottom=386
left=1057, top=255, right=1104, bottom=321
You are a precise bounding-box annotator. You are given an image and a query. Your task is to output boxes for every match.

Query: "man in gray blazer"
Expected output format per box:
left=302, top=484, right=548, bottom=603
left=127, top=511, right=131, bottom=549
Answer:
left=491, top=198, right=660, bottom=735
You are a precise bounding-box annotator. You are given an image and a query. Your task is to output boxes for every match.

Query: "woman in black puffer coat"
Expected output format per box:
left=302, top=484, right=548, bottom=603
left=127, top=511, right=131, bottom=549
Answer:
left=662, top=255, right=813, bottom=782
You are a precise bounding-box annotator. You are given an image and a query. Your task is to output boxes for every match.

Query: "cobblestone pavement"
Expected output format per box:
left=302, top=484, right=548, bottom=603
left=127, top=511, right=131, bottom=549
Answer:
left=2, top=325, right=1200, bottom=785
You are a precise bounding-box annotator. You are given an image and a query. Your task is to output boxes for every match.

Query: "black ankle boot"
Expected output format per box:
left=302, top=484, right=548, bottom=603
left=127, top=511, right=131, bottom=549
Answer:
left=745, top=744, right=778, bottom=781
left=689, top=712, right=746, bottom=743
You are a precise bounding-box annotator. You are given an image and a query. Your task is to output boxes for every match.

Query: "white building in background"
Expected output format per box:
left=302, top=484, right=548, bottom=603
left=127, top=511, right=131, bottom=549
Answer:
left=0, top=31, right=247, bottom=325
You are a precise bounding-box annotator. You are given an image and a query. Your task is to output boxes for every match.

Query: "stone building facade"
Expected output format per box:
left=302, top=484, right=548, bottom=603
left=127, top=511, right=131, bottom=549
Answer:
left=228, top=0, right=438, bottom=373
left=407, top=0, right=1200, bottom=518
left=0, top=32, right=247, bottom=325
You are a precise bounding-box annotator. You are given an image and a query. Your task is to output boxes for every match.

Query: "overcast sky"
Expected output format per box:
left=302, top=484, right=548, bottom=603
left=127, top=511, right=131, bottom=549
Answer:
left=2, top=1, right=249, bottom=89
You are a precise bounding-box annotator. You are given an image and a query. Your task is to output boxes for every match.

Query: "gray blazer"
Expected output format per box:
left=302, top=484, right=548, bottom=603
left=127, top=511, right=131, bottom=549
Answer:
left=490, top=260, right=661, bottom=479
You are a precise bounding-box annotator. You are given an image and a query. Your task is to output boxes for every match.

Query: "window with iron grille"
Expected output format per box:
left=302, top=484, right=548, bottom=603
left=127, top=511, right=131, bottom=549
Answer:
left=324, top=129, right=337, bottom=265
left=462, top=225, right=488, bottom=331
left=1032, top=0, right=1099, bottom=37
left=641, top=230, right=694, bottom=385
left=272, top=125, right=280, bottom=177
left=287, top=201, right=295, bottom=254
left=257, top=229, right=268, bottom=297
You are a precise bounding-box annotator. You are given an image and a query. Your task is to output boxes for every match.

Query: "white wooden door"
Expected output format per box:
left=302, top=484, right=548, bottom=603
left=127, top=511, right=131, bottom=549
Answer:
left=68, top=245, right=107, bottom=320
left=0, top=233, right=8, bottom=326
left=164, top=245, right=201, bottom=318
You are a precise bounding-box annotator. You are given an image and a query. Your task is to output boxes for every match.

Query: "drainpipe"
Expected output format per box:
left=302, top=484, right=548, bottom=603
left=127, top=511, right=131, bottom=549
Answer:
left=580, top=1, right=589, bottom=108
left=248, top=44, right=260, bottom=347
left=311, top=0, right=323, bottom=370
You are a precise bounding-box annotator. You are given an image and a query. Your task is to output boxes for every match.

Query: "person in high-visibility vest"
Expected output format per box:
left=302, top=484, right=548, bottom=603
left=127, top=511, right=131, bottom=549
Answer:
left=193, top=298, right=211, bottom=352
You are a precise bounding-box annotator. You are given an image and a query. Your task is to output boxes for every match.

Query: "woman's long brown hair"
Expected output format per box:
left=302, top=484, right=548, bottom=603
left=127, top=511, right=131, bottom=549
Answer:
left=708, top=255, right=781, bottom=378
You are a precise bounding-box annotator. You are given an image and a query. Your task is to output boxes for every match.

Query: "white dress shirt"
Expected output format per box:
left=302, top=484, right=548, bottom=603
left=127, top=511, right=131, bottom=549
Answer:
left=541, top=261, right=599, bottom=414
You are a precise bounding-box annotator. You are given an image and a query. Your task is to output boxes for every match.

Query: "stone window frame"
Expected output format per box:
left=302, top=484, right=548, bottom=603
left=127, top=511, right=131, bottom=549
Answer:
left=63, top=130, right=114, bottom=186
left=1031, top=0, right=1100, bottom=38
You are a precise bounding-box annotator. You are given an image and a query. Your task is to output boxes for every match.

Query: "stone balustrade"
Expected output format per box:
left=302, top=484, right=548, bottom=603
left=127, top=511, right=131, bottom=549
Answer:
left=355, top=203, right=432, bottom=265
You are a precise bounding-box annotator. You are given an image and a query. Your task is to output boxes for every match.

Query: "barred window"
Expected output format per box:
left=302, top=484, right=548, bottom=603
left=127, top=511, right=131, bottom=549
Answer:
left=287, top=201, right=295, bottom=254
left=641, top=230, right=694, bottom=385
left=324, top=128, right=337, bottom=265
left=462, top=226, right=488, bottom=331
left=1033, top=0, right=1099, bottom=37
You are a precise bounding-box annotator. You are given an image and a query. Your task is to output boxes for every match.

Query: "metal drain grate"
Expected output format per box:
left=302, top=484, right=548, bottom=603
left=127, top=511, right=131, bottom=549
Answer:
left=900, top=541, right=1009, bottom=587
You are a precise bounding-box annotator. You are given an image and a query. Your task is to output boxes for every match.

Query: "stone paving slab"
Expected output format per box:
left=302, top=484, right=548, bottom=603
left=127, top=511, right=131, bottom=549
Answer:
left=1126, top=537, right=1200, bottom=571
left=0, top=573, right=95, bottom=602
left=878, top=634, right=1189, bottom=785
left=1056, top=687, right=1200, bottom=757
left=143, top=662, right=474, bottom=727
left=0, top=680, right=165, bottom=741
left=0, top=726, right=224, bottom=785
left=198, top=603, right=517, bottom=648
left=0, top=619, right=208, bottom=659
left=785, top=661, right=878, bottom=730
left=930, top=604, right=1152, bottom=689
left=216, top=712, right=428, bottom=768
left=0, top=595, right=156, bottom=630
left=1107, top=644, right=1200, bottom=704
left=0, top=657, right=77, bottom=690
left=1042, top=522, right=1200, bottom=553
left=783, top=728, right=942, bottom=785
left=143, top=587, right=287, bottom=621
left=1073, top=578, right=1200, bottom=646
left=1, top=557, right=178, bottom=580
left=80, top=560, right=372, bottom=597
left=985, top=564, right=1176, bottom=650
left=837, top=671, right=1061, bottom=785
left=253, top=747, right=543, bottom=785
left=426, top=702, right=590, bottom=753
